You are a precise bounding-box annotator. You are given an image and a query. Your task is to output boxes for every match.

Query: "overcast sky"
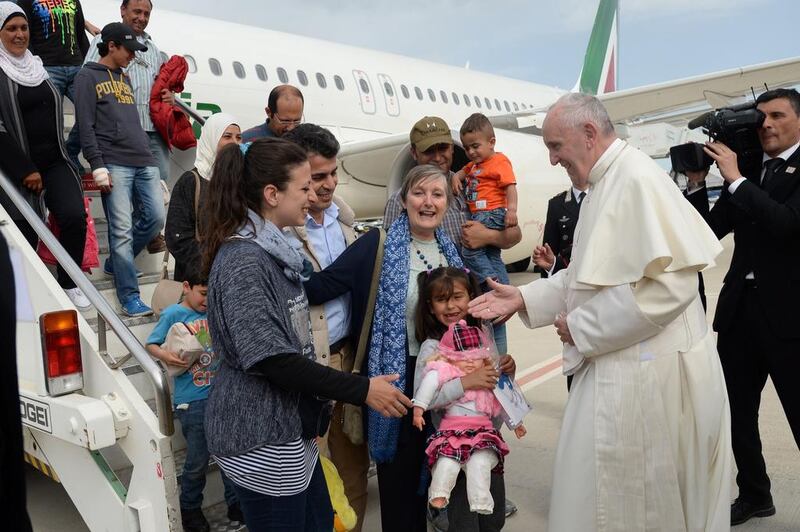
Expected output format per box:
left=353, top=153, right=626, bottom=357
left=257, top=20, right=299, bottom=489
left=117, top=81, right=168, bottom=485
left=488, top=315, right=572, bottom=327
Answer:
left=158, top=0, right=795, bottom=91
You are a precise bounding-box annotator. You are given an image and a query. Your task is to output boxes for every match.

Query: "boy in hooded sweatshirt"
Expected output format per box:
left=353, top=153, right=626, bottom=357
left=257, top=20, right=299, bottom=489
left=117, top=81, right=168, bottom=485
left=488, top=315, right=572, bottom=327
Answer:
left=74, top=22, right=164, bottom=317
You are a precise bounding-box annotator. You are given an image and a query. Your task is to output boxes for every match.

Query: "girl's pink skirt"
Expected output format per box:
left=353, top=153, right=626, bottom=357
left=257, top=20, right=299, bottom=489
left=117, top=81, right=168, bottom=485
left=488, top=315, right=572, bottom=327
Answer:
left=424, top=415, right=509, bottom=473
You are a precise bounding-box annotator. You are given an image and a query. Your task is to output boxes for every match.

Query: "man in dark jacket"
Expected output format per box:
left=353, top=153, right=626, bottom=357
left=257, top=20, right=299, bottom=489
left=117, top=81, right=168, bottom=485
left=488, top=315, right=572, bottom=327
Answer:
left=532, top=184, right=588, bottom=277
left=686, top=88, right=800, bottom=526
left=0, top=233, right=33, bottom=532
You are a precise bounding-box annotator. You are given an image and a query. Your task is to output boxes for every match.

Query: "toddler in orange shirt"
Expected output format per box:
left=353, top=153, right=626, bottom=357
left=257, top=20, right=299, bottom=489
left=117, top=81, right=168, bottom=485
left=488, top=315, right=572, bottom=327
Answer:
left=452, top=113, right=517, bottom=287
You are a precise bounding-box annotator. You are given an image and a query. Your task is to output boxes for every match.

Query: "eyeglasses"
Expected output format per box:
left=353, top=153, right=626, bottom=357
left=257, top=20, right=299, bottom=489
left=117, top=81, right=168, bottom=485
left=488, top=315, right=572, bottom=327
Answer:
left=271, top=114, right=303, bottom=127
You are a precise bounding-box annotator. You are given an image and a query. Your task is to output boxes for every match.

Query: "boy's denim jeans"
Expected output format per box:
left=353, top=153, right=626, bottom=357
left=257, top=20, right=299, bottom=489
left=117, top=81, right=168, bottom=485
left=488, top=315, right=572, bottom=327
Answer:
left=101, top=164, right=164, bottom=305
left=462, top=208, right=510, bottom=286
left=175, top=399, right=238, bottom=510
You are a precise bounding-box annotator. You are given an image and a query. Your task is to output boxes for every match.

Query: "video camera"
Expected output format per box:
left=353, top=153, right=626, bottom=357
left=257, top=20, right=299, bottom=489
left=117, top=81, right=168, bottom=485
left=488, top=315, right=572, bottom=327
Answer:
left=672, top=102, right=766, bottom=176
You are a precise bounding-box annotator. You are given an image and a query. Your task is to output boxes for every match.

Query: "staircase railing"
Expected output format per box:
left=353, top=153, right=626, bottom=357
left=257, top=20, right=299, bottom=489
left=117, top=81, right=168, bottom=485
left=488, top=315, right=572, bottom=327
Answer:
left=0, top=169, right=174, bottom=436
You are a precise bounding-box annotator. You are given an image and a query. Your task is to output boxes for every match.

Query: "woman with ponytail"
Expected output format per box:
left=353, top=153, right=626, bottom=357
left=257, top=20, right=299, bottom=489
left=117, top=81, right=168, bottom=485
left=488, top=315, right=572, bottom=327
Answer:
left=201, top=138, right=411, bottom=531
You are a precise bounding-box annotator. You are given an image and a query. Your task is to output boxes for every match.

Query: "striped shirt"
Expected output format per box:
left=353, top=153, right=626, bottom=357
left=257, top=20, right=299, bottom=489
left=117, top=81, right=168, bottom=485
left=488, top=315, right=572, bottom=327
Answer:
left=84, top=32, right=164, bottom=132
left=215, top=439, right=319, bottom=496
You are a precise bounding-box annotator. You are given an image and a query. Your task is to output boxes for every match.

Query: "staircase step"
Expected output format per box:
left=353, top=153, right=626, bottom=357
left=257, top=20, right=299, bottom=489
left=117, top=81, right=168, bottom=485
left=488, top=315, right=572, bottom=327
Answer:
left=91, top=272, right=165, bottom=291
left=87, top=313, right=159, bottom=334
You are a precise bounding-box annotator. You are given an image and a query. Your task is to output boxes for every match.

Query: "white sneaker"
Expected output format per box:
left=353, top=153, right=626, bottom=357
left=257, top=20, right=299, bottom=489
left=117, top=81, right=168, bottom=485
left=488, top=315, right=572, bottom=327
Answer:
left=65, top=287, right=91, bottom=311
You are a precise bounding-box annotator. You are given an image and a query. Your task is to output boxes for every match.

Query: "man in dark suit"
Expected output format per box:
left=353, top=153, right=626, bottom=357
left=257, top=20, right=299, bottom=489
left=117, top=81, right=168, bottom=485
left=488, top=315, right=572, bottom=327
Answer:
left=532, top=185, right=587, bottom=390
left=533, top=185, right=588, bottom=277
left=686, top=88, right=800, bottom=526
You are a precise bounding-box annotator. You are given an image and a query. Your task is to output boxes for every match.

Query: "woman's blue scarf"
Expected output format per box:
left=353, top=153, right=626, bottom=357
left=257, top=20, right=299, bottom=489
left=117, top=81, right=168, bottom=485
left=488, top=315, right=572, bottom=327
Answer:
left=367, top=212, right=462, bottom=463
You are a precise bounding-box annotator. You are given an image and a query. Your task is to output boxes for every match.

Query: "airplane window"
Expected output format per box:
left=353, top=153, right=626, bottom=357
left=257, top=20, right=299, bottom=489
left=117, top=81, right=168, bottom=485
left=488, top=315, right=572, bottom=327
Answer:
left=384, top=82, right=394, bottom=97
left=209, top=58, right=222, bottom=76
left=359, top=79, right=370, bottom=94
left=494, top=98, right=501, bottom=110
left=316, top=73, right=327, bottom=88
left=440, top=90, right=448, bottom=104
left=427, top=88, right=436, bottom=102
left=233, top=61, right=245, bottom=79
left=513, top=102, right=519, bottom=111
left=414, top=86, right=423, bottom=100
left=334, top=75, right=345, bottom=90
left=297, top=70, right=308, bottom=86
left=452, top=92, right=460, bottom=105
left=484, top=97, right=492, bottom=109
left=464, top=93, right=471, bottom=107
left=521, top=103, right=528, bottom=109
left=277, top=67, right=288, bottom=83
left=255, top=64, right=268, bottom=81
left=474, top=96, right=481, bottom=108
left=184, top=54, right=197, bottom=73
left=401, top=84, right=410, bottom=99
left=504, top=100, right=511, bottom=112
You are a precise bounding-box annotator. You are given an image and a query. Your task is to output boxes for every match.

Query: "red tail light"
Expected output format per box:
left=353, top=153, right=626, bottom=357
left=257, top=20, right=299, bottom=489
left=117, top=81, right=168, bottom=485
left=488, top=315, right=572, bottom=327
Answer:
left=40, top=310, right=83, bottom=395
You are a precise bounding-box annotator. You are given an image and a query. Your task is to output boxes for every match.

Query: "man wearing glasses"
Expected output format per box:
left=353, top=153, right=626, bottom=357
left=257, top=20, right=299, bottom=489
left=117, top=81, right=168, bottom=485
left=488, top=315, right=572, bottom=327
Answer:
left=242, top=84, right=304, bottom=141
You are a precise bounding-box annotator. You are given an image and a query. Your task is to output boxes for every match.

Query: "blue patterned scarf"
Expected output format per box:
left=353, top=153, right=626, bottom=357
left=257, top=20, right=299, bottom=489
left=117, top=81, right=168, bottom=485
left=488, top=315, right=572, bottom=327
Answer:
left=367, top=212, right=462, bottom=462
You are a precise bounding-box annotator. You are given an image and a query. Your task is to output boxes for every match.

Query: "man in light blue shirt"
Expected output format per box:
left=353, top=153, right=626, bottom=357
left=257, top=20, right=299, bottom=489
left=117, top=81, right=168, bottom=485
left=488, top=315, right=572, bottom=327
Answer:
left=284, top=124, right=369, bottom=532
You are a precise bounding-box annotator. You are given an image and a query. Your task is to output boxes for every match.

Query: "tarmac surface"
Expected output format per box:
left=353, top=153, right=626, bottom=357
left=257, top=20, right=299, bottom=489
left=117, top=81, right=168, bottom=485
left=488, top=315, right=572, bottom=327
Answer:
left=26, top=236, right=800, bottom=531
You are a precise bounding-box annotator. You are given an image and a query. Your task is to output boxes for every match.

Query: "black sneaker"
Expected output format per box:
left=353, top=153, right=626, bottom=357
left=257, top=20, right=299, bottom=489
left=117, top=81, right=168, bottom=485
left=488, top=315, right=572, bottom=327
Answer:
left=427, top=505, right=448, bottom=532
left=181, top=507, right=210, bottom=532
left=505, top=498, right=518, bottom=518
left=731, top=497, right=776, bottom=526
left=227, top=502, right=245, bottom=523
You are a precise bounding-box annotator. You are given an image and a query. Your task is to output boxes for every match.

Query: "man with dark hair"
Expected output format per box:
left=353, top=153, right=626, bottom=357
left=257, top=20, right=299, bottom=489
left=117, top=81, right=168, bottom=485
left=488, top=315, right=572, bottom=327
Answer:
left=284, top=123, right=369, bottom=531
left=242, top=84, right=304, bottom=141
left=74, top=22, right=163, bottom=317
left=686, top=87, right=800, bottom=526
left=84, top=0, right=172, bottom=253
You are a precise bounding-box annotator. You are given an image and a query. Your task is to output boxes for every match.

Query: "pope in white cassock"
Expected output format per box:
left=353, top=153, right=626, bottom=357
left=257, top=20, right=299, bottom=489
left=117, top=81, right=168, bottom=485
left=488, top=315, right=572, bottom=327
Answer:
left=469, top=94, right=732, bottom=532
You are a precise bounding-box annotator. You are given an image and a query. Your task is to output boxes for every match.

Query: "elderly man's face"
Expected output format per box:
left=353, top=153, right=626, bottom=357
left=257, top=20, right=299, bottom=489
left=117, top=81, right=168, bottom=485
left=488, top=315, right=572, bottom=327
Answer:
left=543, top=110, right=595, bottom=185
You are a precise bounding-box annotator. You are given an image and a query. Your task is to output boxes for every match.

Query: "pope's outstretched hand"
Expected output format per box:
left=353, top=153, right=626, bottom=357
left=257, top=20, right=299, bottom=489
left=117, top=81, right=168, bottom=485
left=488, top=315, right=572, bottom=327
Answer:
left=468, top=278, right=524, bottom=320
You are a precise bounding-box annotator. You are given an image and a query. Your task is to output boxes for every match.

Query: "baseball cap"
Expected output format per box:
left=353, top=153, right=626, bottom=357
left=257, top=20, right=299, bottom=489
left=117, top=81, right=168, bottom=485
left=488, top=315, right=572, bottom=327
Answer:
left=100, top=22, right=148, bottom=52
left=410, top=116, right=453, bottom=152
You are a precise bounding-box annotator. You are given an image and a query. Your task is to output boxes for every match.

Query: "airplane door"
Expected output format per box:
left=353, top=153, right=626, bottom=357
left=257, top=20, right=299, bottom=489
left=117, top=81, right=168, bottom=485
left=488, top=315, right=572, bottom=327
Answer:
left=377, top=73, right=400, bottom=117
left=352, top=70, right=376, bottom=115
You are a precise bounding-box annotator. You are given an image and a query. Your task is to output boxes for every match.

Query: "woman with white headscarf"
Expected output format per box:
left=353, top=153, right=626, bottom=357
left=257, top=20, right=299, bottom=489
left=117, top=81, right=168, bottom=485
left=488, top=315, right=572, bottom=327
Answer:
left=165, top=112, right=240, bottom=281
left=0, top=2, right=88, bottom=309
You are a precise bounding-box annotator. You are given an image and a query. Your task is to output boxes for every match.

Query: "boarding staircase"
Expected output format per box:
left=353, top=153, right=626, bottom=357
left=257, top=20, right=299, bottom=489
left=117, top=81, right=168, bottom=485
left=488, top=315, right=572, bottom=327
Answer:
left=4, top=102, right=243, bottom=531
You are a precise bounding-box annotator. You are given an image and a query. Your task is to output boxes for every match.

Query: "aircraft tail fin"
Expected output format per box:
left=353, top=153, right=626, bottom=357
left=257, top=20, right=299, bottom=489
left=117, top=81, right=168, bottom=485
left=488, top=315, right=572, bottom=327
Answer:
left=573, top=0, right=619, bottom=95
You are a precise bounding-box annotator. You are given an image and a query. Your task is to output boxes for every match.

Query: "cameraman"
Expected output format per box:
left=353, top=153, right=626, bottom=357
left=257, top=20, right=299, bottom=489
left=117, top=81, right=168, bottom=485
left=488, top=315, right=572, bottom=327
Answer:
left=686, top=88, right=800, bottom=526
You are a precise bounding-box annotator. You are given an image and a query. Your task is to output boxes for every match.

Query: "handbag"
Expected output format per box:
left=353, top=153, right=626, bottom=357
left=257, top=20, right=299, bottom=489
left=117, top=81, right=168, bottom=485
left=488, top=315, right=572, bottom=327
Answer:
left=341, top=227, right=386, bottom=446
left=151, top=171, right=201, bottom=316
left=161, top=321, right=204, bottom=377
left=37, top=197, right=100, bottom=271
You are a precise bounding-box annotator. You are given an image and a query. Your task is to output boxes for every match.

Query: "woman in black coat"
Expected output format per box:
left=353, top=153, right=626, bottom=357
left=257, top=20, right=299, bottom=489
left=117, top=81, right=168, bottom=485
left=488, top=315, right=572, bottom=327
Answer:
left=0, top=3, right=87, bottom=309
